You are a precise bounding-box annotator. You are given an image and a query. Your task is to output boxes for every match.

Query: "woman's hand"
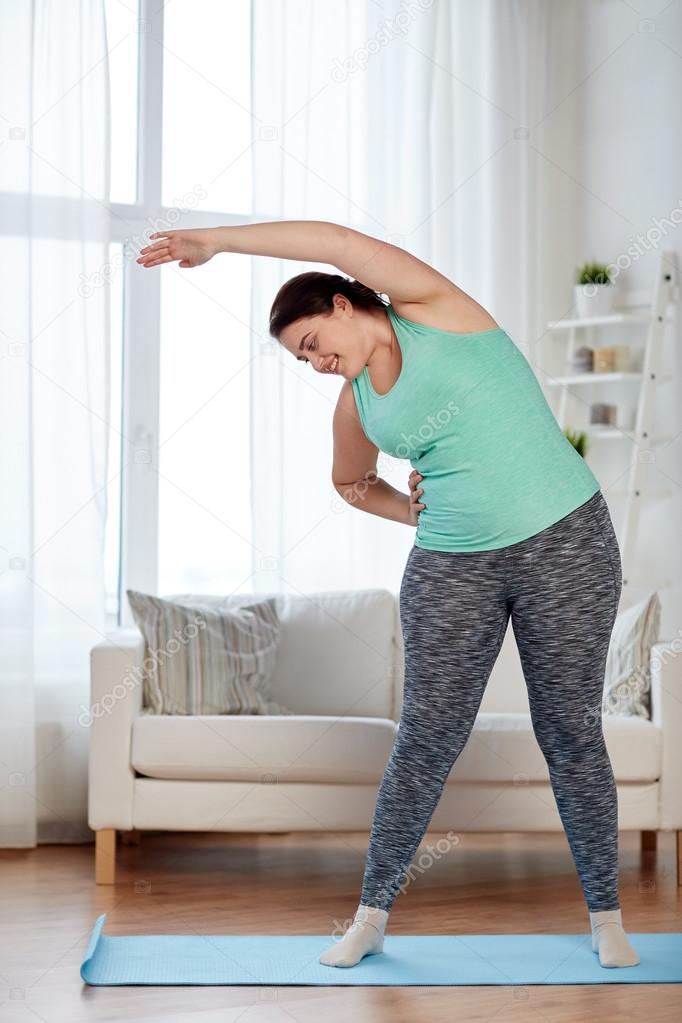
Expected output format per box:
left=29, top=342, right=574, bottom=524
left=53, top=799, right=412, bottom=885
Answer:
left=136, top=228, right=219, bottom=269
left=408, top=469, right=426, bottom=526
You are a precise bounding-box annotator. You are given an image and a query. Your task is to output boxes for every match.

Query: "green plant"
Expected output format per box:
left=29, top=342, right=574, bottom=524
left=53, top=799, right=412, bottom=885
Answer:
left=564, top=427, right=588, bottom=457
left=577, top=261, right=612, bottom=285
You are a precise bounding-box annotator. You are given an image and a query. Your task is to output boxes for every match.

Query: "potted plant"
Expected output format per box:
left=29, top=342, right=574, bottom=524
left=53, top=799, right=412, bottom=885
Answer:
left=564, top=427, right=588, bottom=457
left=575, top=260, right=614, bottom=318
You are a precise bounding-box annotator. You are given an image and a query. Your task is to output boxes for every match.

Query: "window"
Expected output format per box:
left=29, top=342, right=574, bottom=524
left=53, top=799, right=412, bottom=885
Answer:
left=158, top=256, right=252, bottom=594
left=162, top=0, right=252, bottom=213
left=105, top=0, right=140, bottom=204
left=104, top=0, right=253, bottom=626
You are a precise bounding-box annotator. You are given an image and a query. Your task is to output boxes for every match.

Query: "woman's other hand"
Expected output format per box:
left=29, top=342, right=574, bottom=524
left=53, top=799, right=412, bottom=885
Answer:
left=136, top=228, right=219, bottom=269
left=408, top=469, right=426, bottom=526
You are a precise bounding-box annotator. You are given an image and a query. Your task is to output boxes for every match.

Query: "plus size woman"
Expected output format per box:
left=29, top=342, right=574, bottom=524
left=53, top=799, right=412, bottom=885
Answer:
left=138, top=219, right=639, bottom=970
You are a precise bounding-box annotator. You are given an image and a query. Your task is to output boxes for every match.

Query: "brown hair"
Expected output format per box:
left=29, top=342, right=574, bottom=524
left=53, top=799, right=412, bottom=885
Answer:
left=269, top=271, right=387, bottom=341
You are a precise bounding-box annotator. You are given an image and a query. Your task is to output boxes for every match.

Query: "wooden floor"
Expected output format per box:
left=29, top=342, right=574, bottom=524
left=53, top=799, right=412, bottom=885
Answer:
left=1, top=829, right=681, bottom=1022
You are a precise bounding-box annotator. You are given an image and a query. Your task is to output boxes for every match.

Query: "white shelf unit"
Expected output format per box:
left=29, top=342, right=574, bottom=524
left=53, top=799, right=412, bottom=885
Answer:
left=547, top=371, right=643, bottom=386
left=546, top=249, right=679, bottom=595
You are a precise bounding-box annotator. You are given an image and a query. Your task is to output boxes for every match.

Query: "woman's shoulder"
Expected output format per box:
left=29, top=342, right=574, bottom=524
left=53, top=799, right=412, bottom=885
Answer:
left=389, top=288, right=499, bottom=335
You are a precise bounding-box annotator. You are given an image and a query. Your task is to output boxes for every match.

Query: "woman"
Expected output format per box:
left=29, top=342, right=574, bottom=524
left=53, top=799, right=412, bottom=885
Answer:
left=137, top=220, right=639, bottom=970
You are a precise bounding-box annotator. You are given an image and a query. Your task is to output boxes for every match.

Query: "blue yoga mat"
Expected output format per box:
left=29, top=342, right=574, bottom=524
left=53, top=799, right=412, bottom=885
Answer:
left=80, top=914, right=682, bottom=986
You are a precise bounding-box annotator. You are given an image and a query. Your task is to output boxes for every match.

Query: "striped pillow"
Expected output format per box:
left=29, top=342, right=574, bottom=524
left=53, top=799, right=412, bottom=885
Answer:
left=602, top=592, right=661, bottom=720
left=126, top=590, right=294, bottom=715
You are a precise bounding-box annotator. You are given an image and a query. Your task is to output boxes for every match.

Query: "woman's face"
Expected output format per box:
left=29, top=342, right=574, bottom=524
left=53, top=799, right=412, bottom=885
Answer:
left=278, top=296, right=370, bottom=380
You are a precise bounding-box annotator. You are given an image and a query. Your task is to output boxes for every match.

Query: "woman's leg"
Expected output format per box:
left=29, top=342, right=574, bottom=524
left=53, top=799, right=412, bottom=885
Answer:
left=507, top=491, right=637, bottom=966
left=507, top=491, right=622, bottom=912
left=319, top=541, right=510, bottom=967
left=359, top=543, right=510, bottom=910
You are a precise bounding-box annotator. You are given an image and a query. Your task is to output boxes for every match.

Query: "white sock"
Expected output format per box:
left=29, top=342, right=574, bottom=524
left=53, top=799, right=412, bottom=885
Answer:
left=320, top=904, right=640, bottom=970
left=589, top=908, right=640, bottom=968
left=319, top=904, right=389, bottom=968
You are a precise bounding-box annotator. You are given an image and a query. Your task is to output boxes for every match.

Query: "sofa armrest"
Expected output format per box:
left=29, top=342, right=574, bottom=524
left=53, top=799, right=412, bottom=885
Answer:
left=88, top=628, right=145, bottom=831
left=650, top=640, right=682, bottom=829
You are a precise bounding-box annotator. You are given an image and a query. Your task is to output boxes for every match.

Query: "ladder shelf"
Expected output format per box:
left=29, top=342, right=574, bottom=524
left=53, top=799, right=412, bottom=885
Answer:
left=547, top=249, right=679, bottom=596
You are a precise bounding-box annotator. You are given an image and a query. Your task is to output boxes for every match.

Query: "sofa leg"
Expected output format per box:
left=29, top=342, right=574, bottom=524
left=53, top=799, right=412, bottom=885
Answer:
left=641, top=830, right=657, bottom=852
left=95, top=829, right=116, bottom=885
left=678, top=831, right=682, bottom=887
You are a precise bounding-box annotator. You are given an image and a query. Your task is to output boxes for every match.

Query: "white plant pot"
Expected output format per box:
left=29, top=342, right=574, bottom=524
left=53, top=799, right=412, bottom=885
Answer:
left=574, top=282, right=615, bottom=319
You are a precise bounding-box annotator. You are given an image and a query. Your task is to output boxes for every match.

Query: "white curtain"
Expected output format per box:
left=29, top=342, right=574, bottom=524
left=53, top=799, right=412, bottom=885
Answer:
left=250, top=0, right=576, bottom=595
left=0, top=1, right=110, bottom=845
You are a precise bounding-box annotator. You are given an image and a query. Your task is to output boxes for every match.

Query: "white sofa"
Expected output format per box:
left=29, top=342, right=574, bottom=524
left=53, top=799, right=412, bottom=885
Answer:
left=88, top=588, right=682, bottom=885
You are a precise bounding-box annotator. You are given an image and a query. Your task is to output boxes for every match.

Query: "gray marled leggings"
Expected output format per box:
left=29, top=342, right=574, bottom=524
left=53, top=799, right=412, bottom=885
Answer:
left=360, top=489, right=623, bottom=914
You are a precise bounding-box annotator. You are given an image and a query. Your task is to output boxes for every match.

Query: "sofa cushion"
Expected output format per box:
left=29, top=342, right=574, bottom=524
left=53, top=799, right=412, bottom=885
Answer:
left=131, top=709, right=661, bottom=785
left=131, top=713, right=398, bottom=783
left=602, top=592, right=661, bottom=719
left=167, top=588, right=399, bottom=719
left=126, top=590, right=292, bottom=716
left=451, top=712, right=662, bottom=783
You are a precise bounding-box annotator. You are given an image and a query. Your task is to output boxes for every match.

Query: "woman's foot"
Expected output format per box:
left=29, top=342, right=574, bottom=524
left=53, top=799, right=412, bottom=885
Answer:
left=589, top=908, right=640, bottom=967
left=319, top=904, right=389, bottom=967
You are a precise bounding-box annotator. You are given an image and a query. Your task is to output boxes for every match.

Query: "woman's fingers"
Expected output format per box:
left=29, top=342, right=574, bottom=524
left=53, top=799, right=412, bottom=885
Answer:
left=139, top=238, right=171, bottom=255
left=137, top=247, right=171, bottom=265
left=143, top=232, right=174, bottom=248
left=144, top=255, right=175, bottom=267
left=137, top=233, right=180, bottom=265
left=409, top=472, right=425, bottom=513
left=137, top=229, right=217, bottom=271
left=408, top=472, right=425, bottom=524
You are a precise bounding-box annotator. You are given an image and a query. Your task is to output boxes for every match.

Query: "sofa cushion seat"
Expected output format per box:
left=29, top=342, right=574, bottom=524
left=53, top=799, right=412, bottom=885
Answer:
left=131, top=710, right=662, bottom=786
left=452, top=712, right=662, bottom=783
left=131, top=713, right=398, bottom=783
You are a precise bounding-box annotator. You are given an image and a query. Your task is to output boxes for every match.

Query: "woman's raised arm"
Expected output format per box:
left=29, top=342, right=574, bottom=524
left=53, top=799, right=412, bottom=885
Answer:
left=136, top=220, right=454, bottom=304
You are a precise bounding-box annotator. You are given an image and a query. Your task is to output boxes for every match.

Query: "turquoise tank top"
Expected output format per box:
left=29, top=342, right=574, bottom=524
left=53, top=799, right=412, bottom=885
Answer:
left=350, top=304, right=600, bottom=552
